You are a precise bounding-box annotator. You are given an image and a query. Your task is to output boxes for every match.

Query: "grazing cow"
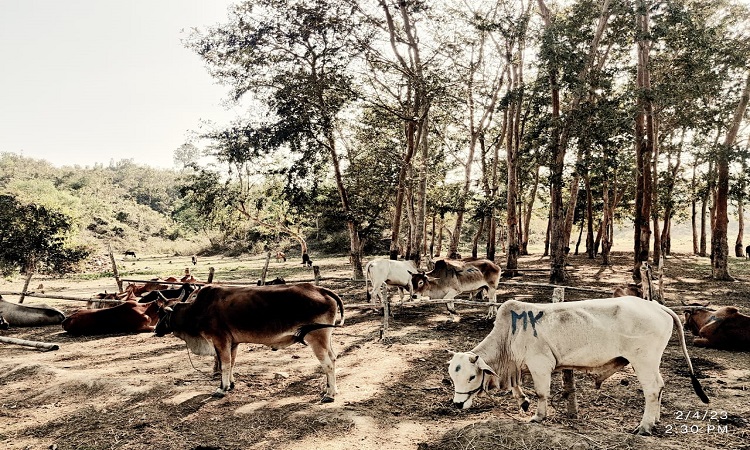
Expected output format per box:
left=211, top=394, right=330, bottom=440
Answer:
left=302, top=253, right=313, bottom=267
left=276, top=251, right=286, bottom=263
left=448, top=297, right=709, bottom=436
left=62, top=300, right=167, bottom=336
left=411, top=258, right=500, bottom=317
left=154, top=283, right=344, bottom=400
left=613, top=283, right=642, bottom=298
left=683, top=306, right=750, bottom=351
left=191, top=255, right=197, bottom=266
left=138, top=283, right=196, bottom=304
left=257, top=277, right=286, bottom=286
left=365, top=259, right=419, bottom=305
left=0, top=315, right=9, bottom=330
left=746, top=245, right=750, bottom=259
left=0, top=296, right=66, bottom=327
left=124, top=251, right=137, bottom=258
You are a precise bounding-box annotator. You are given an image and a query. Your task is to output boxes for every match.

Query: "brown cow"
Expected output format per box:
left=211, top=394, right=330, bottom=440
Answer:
left=154, top=283, right=344, bottom=401
left=62, top=300, right=163, bottom=336
left=126, top=277, right=178, bottom=297
left=683, top=306, right=750, bottom=350
left=613, top=284, right=643, bottom=298
left=411, top=258, right=500, bottom=318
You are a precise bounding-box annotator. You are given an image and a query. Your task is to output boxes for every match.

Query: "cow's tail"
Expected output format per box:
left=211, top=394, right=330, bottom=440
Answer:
left=294, top=323, right=337, bottom=345
left=364, top=261, right=373, bottom=301
left=661, top=305, right=710, bottom=404
left=318, top=286, right=345, bottom=327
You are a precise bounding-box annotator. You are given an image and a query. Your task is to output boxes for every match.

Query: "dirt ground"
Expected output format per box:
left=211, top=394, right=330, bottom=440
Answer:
left=0, top=251, right=748, bottom=450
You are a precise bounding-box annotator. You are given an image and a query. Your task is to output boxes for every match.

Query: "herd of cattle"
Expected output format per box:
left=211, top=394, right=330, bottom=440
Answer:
left=0, top=257, right=749, bottom=435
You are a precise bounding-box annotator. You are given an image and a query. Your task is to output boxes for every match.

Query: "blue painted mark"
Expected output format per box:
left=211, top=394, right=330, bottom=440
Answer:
left=511, top=310, right=527, bottom=335
left=511, top=310, right=543, bottom=337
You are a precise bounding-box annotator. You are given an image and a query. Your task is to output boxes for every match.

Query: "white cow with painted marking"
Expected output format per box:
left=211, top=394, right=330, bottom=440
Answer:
left=365, top=259, right=418, bottom=305
left=448, top=296, right=709, bottom=436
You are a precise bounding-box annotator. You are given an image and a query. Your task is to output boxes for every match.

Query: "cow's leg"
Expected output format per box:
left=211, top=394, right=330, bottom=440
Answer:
left=485, top=287, right=498, bottom=320
left=630, top=360, right=664, bottom=435
left=693, top=337, right=711, bottom=347
left=510, top=384, right=530, bottom=412
left=213, top=341, right=233, bottom=398
left=306, top=328, right=337, bottom=403
left=528, top=369, right=552, bottom=423
left=228, top=343, right=239, bottom=389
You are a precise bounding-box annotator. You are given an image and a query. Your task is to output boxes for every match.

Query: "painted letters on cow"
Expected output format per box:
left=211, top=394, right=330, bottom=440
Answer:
left=510, top=310, right=543, bottom=337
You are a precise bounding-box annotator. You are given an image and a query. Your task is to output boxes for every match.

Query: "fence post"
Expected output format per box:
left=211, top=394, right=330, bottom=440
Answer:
left=380, top=286, right=390, bottom=341
left=552, top=286, right=578, bottom=418
left=18, top=269, right=34, bottom=304
left=313, top=266, right=321, bottom=285
left=260, top=251, right=271, bottom=285
left=108, top=242, right=123, bottom=292
left=207, top=267, right=215, bottom=283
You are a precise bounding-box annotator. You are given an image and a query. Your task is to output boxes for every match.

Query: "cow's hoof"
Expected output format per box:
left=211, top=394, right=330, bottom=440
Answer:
left=633, top=425, right=653, bottom=436
left=520, top=400, right=530, bottom=412
left=320, top=395, right=335, bottom=403
left=212, top=389, right=226, bottom=398
left=229, top=381, right=235, bottom=391
left=529, top=414, right=544, bottom=423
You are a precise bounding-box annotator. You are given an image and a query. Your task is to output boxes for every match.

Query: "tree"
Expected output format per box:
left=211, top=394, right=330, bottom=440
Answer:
left=0, top=195, right=89, bottom=301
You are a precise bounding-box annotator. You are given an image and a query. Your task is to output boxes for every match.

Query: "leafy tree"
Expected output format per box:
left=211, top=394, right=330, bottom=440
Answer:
left=0, top=195, right=89, bottom=301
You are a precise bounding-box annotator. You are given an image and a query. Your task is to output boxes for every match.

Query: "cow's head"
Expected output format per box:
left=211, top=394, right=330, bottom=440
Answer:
left=447, top=351, right=498, bottom=409
left=411, top=272, right=437, bottom=293
left=154, top=306, right=175, bottom=337
left=0, top=315, right=9, bottom=330
left=683, top=308, right=715, bottom=335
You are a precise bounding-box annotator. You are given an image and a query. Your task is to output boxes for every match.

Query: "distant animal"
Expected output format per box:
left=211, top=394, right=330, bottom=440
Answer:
left=447, top=296, right=708, bottom=436
left=138, top=283, right=196, bottom=304
left=302, top=253, right=313, bottom=267
left=62, top=300, right=164, bottom=336
left=125, top=277, right=178, bottom=297
left=154, top=283, right=344, bottom=400
left=257, top=277, right=286, bottom=286
left=0, top=315, right=9, bottom=330
left=191, top=255, right=197, bottom=266
left=365, top=259, right=418, bottom=305
left=124, top=251, right=137, bottom=258
left=746, top=245, right=750, bottom=259
left=180, top=268, right=196, bottom=284
left=613, top=283, right=642, bottom=298
left=683, top=306, right=750, bottom=351
left=411, top=258, right=500, bottom=317
left=0, top=296, right=66, bottom=327
left=276, top=251, right=286, bottom=263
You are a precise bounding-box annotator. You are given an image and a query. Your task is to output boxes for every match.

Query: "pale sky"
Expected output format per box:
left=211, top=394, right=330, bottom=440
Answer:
left=0, top=0, right=241, bottom=169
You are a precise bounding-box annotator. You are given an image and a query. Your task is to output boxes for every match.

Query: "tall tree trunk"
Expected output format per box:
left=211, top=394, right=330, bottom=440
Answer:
left=574, top=216, right=585, bottom=255
left=436, top=213, right=445, bottom=257
left=585, top=174, right=595, bottom=258
left=691, top=158, right=699, bottom=255
left=735, top=199, right=744, bottom=257
left=700, top=194, right=708, bottom=257
left=712, top=71, right=750, bottom=280
left=521, top=164, right=540, bottom=255
left=472, top=217, right=485, bottom=259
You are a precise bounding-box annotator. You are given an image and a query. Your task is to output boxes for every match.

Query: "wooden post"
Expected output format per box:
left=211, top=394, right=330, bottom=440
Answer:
left=313, top=266, right=321, bottom=285
left=207, top=267, right=215, bottom=283
left=640, top=262, right=653, bottom=302
left=108, top=242, right=123, bottom=292
left=552, top=286, right=578, bottom=418
left=380, top=286, right=390, bottom=341
left=0, top=336, right=59, bottom=352
left=18, top=269, right=34, bottom=304
left=260, top=252, right=271, bottom=285
left=657, top=255, right=664, bottom=304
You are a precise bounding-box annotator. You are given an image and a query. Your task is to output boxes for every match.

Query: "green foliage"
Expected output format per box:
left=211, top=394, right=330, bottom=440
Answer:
left=0, top=194, right=90, bottom=276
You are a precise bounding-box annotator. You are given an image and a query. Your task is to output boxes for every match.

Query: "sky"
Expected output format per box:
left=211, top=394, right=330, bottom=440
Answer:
left=0, top=0, right=242, bottom=169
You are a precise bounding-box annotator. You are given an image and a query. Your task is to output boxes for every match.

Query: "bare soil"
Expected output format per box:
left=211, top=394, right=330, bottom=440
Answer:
left=0, top=251, right=748, bottom=450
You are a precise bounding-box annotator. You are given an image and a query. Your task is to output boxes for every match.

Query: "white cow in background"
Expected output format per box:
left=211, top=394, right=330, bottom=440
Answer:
left=365, top=259, right=419, bottom=305
left=447, top=296, right=709, bottom=436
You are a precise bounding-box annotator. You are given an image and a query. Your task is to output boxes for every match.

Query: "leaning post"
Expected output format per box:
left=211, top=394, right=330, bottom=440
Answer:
left=313, top=266, right=321, bottom=285
left=207, top=267, right=215, bottom=284
left=380, top=286, right=390, bottom=341
left=260, top=251, right=271, bottom=285
left=108, top=242, right=123, bottom=292
left=553, top=286, right=578, bottom=418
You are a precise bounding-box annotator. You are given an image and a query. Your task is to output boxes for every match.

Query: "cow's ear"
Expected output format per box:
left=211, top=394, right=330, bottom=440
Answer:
left=477, top=357, right=498, bottom=377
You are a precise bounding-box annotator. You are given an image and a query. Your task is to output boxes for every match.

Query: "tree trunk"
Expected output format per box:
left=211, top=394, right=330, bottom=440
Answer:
left=543, top=210, right=551, bottom=257
left=521, top=164, right=540, bottom=256
left=700, top=194, right=708, bottom=257
left=735, top=199, right=744, bottom=257
left=436, top=213, right=445, bottom=257
left=691, top=157, right=699, bottom=255
left=472, top=217, right=485, bottom=259
left=712, top=71, right=750, bottom=280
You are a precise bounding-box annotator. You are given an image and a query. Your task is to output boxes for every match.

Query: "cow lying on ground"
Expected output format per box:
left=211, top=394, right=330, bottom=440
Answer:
left=0, top=296, right=66, bottom=327
left=154, top=283, right=344, bottom=401
left=684, top=306, right=750, bottom=351
left=62, top=296, right=178, bottom=336
left=411, top=258, right=500, bottom=318
left=365, top=259, right=418, bottom=306
left=448, top=296, right=709, bottom=436
left=89, top=290, right=137, bottom=309
left=126, top=277, right=178, bottom=297
left=257, top=277, right=286, bottom=286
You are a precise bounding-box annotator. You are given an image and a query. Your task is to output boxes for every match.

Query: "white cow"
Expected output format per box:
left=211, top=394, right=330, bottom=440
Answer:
left=448, top=296, right=709, bottom=436
left=365, top=259, right=418, bottom=305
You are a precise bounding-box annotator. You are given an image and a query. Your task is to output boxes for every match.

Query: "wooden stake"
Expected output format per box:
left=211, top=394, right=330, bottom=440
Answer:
left=260, top=252, right=271, bottom=285
left=108, top=242, right=123, bottom=292
left=207, top=267, right=215, bottom=283
left=18, top=269, right=34, bottom=304
left=313, top=266, right=321, bottom=285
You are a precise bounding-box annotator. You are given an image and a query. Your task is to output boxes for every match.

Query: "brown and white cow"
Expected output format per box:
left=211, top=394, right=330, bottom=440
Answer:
left=448, top=297, right=709, bottom=436
left=411, top=258, right=500, bottom=318
left=0, top=296, right=66, bottom=327
left=683, top=306, right=750, bottom=351
left=154, top=283, right=344, bottom=401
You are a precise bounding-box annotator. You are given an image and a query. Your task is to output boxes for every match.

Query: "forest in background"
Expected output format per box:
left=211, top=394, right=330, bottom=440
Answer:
left=2, top=0, right=750, bottom=284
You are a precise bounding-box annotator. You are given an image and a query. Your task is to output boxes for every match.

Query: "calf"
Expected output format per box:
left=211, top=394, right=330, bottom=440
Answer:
left=62, top=300, right=162, bottom=336
left=365, top=259, right=418, bottom=305
left=154, top=283, right=344, bottom=400
left=0, top=296, right=65, bottom=327
left=124, top=251, right=137, bottom=258
left=684, top=306, right=750, bottom=350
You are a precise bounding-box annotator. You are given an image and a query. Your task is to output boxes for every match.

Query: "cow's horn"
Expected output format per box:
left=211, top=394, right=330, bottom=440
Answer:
left=164, top=306, right=173, bottom=313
